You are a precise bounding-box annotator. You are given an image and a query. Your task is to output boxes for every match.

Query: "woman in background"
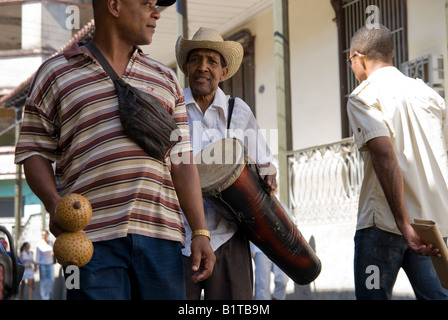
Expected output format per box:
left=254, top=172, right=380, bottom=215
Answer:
left=19, top=242, right=35, bottom=300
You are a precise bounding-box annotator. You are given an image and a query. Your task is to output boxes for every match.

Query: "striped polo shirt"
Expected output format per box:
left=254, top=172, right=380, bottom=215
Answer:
left=15, top=42, right=192, bottom=244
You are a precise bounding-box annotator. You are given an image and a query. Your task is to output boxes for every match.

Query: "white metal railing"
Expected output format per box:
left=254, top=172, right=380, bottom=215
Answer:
left=287, top=138, right=364, bottom=225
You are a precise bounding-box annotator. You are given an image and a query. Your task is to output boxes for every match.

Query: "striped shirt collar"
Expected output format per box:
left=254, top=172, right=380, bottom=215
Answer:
left=63, top=42, right=144, bottom=61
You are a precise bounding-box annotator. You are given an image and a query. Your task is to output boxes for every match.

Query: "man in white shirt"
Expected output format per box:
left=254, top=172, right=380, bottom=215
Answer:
left=347, top=24, right=448, bottom=299
left=175, top=27, right=276, bottom=299
left=35, top=230, right=54, bottom=300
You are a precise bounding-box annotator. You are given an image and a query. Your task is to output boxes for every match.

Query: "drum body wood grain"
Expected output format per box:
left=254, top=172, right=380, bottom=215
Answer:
left=195, top=138, right=321, bottom=285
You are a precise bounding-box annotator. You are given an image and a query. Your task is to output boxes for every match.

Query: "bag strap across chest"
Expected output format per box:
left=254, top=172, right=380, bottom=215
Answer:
left=227, top=97, right=235, bottom=129
left=85, top=42, right=121, bottom=80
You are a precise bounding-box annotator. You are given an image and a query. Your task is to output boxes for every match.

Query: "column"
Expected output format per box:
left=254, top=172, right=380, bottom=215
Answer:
left=176, top=0, right=188, bottom=88
left=273, top=0, right=292, bottom=205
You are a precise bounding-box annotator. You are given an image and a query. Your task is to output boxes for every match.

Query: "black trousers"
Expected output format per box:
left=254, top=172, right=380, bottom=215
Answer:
left=182, top=228, right=253, bottom=300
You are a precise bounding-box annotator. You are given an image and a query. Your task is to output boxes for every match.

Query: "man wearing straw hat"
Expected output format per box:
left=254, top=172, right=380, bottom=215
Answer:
left=176, top=27, right=277, bottom=299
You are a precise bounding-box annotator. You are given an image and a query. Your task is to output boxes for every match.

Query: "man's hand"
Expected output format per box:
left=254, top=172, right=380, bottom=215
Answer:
left=400, top=223, right=441, bottom=257
left=258, top=162, right=277, bottom=194
left=190, top=235, right=216, bottom=282
left=47, top=199, right=66, bottom=237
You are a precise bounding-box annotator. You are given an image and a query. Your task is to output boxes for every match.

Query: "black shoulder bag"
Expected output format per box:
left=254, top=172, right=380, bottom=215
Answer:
left=86, top=42, right=181, bottom=161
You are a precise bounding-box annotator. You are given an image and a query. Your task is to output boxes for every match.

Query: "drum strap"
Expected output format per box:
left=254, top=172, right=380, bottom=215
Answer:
left=214, top=193, right=243, bottom=223
left=227, top=98, right=235, bottom=130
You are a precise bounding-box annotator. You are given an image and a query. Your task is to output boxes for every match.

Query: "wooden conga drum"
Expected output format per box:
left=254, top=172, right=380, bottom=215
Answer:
left=195, top=138, right=321, bottom=285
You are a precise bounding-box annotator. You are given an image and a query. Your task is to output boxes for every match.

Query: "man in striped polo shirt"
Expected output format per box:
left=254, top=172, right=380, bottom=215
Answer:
left=14, top=0, right=215, bottom=299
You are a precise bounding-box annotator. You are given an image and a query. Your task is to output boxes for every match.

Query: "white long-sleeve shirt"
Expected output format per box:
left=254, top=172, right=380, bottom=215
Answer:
left=35, top=239, right=53, bottom=265
left=182, top=87, right=273, bottom=255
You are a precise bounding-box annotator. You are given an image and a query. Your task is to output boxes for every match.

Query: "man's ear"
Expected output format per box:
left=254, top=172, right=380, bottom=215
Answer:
left=107, top=0, right=120, bottom=18
left=220, top=67, right=229, bottom=82
left=359, top=54, right=367, bottom=70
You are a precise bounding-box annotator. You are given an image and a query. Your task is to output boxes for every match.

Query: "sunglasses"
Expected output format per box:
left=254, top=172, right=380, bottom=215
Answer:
left=347, top=52, right=365, bottom=66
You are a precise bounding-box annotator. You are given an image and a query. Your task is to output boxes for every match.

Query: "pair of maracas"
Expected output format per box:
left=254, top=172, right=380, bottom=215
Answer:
left=53, top=194, right=94, bottom=267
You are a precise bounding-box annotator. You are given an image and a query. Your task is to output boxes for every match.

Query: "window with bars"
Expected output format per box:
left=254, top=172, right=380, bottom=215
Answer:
left=332, top=0, right=408, bottom=137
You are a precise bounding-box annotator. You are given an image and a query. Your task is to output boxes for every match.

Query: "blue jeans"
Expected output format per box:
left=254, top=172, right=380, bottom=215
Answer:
left=39, top=264, right=54, bottom=300
left=66, top=234, right=185, bottom=300
left=354, top=226, right=448, bottom=300
left=253, top=251, right=289, bottom=300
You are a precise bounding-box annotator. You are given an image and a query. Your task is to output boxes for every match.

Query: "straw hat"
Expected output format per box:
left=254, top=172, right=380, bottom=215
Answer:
left=175, top=27, right=244, bottom=81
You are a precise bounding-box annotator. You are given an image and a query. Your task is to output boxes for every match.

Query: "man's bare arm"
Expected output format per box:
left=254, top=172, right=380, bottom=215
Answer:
left=22, top=155, right=62, bottom=235
left=170, top=151, right=216, bottom=282
left=367, top=136, right=440, bottom=256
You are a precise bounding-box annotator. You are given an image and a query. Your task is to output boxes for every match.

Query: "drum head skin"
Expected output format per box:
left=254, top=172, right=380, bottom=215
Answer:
left=195, top=138, right=247, bottom=196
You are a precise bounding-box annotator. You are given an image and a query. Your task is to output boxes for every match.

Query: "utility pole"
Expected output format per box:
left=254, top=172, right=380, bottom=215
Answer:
left=14, top=108, right=22, bottom=240
left=445, top=0, right=448, bottom=100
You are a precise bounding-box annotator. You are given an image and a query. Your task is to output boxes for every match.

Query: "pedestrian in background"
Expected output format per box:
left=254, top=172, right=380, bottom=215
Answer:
left=347, top=24, right=448, bottom=300
left=35, top=231, right=54, bottom=300
left=251, top=242, right=289, bottom=300
left=19, top=241, right=35, bottom=300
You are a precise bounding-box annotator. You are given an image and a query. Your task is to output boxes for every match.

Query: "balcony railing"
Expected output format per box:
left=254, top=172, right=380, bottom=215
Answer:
left=287, top=138, right=364, bottom=225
